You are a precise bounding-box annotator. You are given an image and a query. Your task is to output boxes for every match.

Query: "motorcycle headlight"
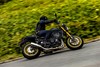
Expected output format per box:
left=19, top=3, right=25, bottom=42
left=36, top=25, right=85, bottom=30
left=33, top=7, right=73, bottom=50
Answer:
left=62, top=24, right=69, bottom=30
left=66, top=26, right=69, bottom=30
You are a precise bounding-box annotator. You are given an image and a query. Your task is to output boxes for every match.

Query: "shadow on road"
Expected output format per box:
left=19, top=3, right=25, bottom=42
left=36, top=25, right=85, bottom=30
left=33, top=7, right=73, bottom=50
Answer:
left=21, top=45, right=86, bottom=62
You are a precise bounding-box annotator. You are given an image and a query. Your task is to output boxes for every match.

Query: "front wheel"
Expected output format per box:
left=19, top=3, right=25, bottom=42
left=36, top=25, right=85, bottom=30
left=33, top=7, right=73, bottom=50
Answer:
left=66, top=36, right=83, bottom=50
left=22, top=42, right=41, bottom=59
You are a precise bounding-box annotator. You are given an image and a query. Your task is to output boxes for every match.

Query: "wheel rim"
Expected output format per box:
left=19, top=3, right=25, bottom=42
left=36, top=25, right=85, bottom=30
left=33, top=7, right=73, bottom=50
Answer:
left=68, top=36, right=82, bottom=48
left=70, top=38, right=80, bottom=46
left=24, top=44, right=39, bottom=56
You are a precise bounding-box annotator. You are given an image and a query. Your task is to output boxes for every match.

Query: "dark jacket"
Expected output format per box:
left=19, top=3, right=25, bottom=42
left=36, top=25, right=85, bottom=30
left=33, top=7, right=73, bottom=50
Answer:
left=36, top=19, right=55, bottom=32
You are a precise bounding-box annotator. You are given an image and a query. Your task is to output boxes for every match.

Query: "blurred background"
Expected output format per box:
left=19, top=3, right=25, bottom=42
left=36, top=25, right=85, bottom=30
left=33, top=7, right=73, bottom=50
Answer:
left=0, top=0, right=100, bottom=62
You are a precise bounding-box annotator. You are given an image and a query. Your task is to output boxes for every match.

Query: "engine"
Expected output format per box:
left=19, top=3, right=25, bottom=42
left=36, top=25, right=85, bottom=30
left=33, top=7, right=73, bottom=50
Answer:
left=36, top=29, right=63, bottom=48
left=49, top=30, right=63, bottom=48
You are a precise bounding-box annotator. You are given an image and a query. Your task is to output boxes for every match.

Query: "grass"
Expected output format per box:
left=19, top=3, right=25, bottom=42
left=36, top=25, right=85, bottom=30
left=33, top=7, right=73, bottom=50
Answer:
left=0, top=54, right=22, bottom=63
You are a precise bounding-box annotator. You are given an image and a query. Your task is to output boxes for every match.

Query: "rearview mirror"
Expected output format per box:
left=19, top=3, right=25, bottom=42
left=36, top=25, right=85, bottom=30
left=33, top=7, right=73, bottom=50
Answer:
left=54, top=13, right=57, bottom=18
left=55, top=13, right=57, bottom=16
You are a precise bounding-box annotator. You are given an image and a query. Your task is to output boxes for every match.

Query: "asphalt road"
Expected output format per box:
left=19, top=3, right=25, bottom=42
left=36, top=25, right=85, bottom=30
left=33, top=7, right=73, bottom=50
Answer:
left=0, top=40, right=100, bottom=67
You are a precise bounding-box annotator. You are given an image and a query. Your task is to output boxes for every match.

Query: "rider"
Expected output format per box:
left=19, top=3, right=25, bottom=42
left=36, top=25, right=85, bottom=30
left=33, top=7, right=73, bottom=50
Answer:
left=36, top=15, right=56, bottom=40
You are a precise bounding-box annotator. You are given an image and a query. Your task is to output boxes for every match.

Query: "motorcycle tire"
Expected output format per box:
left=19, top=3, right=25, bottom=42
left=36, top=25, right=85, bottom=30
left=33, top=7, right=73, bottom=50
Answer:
left=66, top=36, right=83, bottom=50
left=22, top=42, right=41, bottom=59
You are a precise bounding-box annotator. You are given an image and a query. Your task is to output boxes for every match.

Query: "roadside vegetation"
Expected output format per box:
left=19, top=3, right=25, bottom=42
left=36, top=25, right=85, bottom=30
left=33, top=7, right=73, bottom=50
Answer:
left=0, top=0, right=100, bottom=62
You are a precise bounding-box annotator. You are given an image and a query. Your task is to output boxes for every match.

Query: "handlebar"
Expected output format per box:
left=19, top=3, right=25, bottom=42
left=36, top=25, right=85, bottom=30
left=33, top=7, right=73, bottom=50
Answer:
left=55, top=13, right=57, bottom=18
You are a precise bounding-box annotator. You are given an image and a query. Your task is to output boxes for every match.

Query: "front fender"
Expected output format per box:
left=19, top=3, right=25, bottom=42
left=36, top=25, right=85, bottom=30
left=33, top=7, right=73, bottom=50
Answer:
left=19, top=35, right=36, bottom=47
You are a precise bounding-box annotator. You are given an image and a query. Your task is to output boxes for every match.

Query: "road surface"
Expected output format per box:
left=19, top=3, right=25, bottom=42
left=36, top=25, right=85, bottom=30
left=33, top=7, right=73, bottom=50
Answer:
left=0, top=40, right=100, bottom=67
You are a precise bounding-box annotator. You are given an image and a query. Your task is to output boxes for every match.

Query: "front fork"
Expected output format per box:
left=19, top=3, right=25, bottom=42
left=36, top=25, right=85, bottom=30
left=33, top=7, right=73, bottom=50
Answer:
left=60, top=26, right=75, bottom=40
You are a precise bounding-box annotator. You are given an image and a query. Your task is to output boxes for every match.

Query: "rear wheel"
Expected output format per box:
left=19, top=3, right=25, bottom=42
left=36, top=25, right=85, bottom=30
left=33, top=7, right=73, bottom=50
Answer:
left=22, top=42, right=41, bottom=59
left=66, top=36, right=83, bottom=50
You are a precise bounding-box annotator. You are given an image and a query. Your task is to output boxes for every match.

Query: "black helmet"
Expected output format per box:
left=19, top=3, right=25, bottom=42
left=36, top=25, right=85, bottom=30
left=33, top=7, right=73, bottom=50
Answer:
left=40, top=16, right=48, bottom=20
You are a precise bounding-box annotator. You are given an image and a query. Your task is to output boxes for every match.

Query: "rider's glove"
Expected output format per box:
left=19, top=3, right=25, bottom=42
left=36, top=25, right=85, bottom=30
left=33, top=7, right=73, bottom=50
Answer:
left=53, top=19, right=57, bottom=22
left=54, top=19, right=59, bottom=24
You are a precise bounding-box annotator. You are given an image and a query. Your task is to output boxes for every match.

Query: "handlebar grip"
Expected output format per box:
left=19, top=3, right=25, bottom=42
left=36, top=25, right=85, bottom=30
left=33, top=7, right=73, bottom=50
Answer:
left=55, top=21, right=60, bottom=24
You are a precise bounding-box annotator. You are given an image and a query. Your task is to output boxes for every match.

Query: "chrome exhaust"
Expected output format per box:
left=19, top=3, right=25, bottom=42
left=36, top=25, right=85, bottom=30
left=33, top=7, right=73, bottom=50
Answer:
left=30, top=39, right=65, bottom=51
left=30, top=42, right=48, bottom=50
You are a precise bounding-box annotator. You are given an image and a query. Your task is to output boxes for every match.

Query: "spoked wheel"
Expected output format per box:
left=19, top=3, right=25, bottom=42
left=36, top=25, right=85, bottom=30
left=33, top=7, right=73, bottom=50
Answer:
left=22, top=42, right=41, bottom=59
left=66, top=36, right=83, bottom=50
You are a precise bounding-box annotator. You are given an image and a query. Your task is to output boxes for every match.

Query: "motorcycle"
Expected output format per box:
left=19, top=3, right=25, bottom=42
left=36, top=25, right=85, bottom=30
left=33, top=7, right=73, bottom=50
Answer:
left=19, top=14, right=84, bottom=59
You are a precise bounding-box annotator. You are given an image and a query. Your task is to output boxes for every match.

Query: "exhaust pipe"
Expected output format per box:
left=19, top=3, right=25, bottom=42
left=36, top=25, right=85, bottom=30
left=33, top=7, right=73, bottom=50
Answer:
left=30, top=39, right=64, bottom=51
left=31, top=42, right=48, bottom=50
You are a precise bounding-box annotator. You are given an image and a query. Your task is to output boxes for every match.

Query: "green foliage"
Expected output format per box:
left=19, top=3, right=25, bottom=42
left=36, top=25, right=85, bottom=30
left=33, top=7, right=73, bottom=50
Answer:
left=0, top=0, right=100, bottom=60
left=0, top=0, right=11, bottom=4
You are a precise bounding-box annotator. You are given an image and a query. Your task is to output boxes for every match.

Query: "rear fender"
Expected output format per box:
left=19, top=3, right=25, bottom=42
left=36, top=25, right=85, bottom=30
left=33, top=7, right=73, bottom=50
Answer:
left=19, top=36, right=36, bottom=47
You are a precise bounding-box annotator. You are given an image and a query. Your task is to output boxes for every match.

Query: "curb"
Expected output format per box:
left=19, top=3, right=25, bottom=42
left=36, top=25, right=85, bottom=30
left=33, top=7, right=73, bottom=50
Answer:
left=84, top=38, right=100, bottom=44
left=0, top=57, right=23, bottom=64
left=0, top=38, right=100, bottom=64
